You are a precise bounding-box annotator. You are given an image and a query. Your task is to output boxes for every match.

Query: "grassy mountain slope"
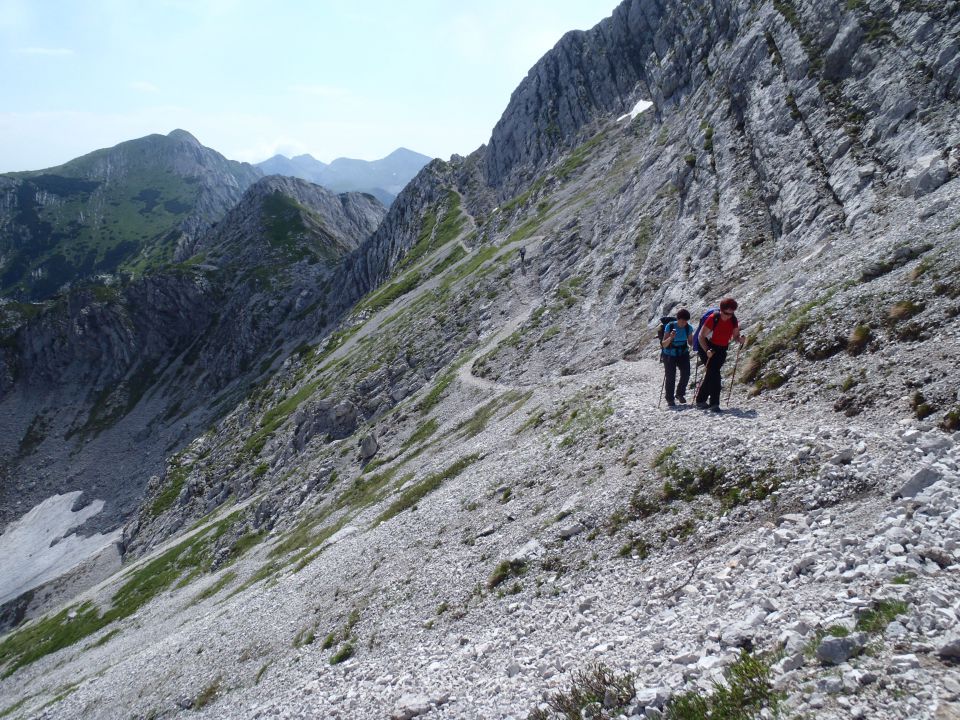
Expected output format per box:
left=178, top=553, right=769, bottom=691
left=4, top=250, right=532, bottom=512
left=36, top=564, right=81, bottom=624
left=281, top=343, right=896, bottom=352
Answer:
left=0, top=131, right=261, bottom=300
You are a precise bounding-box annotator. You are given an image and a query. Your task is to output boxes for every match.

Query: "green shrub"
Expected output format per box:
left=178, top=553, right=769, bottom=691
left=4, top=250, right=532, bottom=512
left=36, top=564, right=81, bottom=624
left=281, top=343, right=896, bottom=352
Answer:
left=941, top=408, right=960, bottom=433
left=665, top=651, right=780, bottom=720
left=488, top=559, right=526, bottom=589
left=888, top=300, right=923, bottom=322
left=618, top=537, right=650, bottom=559
left=528, top=663, right=634, bottom=720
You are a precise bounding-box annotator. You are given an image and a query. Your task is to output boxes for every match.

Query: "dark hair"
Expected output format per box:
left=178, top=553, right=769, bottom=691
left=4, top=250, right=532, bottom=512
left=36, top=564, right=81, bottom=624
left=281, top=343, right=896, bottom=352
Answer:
left=676, top=308, right=691, bottom=320
left=719, top=298, right=738, bottom=312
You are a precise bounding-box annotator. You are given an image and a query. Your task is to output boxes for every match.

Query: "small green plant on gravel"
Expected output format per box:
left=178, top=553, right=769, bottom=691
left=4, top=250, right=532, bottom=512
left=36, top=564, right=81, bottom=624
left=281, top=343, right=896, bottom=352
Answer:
left=516, top=408, right=546, bottom=435
left=457, top=390, right=530, bottom=439
left=847, top=324, right=871, bottom=355
left=911, top=391, right=935, bottom=420
left=940, top=408, right=960, bottom=433
left=888, top=299, right=924, bottom=323
left=652, top=444, right=677, bottom=469
left=528, top=663, right=634, bottom=720
left=329, top=643, right=354, bottom=665
left=488, top=559, right=527, bottom=589
left=402, top=417, right=438, bottom=450
left=856, top=599, right=909, bottom=633
left=0, top=696, right=29, bottom=718
left=664, top=650, right=780, bottom=720
left=618, top=536, right=650, bottom=559
left=194, top=676, right=222, bottom=710
left=891, top=573, right=915, bottom=585
left=254, top=662, right=271, bottom=685
left=292, top=623, right=317, bottom=648
left=189, top=570, right=238, bottom=606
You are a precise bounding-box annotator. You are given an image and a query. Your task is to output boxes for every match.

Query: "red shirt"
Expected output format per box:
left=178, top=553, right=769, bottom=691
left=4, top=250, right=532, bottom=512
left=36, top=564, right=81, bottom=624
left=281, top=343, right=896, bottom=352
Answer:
left=708, top=315, right=738, bottom=347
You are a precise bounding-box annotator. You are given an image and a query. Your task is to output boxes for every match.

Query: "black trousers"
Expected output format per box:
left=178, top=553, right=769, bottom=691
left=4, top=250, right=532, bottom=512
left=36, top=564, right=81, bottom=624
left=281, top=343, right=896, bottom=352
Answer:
left=663, top=353, right=690, bottom=403
left=695, top=345, right=728, bottom=407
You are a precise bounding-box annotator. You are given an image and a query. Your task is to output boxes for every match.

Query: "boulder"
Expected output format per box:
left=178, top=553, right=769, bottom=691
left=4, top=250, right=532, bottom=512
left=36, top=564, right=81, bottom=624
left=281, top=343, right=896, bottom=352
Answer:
left=894, top=466, right=943, bottom=499
left=816, top=633, right=868, bottom=665
left=900, top=154, right=950, bottom=198
left=360, top=433, right=379, bottom=460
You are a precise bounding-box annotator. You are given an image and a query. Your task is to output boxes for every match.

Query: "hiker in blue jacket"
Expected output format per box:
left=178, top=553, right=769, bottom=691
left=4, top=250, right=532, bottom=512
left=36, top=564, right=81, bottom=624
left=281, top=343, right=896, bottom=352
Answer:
left=661, top=308, right=693, bottom=407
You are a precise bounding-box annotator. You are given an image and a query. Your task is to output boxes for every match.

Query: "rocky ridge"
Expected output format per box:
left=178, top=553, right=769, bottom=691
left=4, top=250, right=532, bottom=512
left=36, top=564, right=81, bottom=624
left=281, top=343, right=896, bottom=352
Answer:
left=0, top=174, right=386, bottom=538
left=1, top=0, right=959, bottom=718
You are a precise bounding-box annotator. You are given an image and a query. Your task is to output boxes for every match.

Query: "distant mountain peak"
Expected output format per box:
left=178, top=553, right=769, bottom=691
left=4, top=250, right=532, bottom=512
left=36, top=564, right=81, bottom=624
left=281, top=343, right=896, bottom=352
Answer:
left=255, top=148, right=432, bottom=207
left=166, top=129, right=201, bottom=145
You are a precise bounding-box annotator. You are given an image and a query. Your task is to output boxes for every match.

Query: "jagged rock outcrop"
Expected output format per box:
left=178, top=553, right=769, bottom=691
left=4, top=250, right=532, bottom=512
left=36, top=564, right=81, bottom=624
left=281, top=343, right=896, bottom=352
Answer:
left=486, top=0, right=960, bottom=200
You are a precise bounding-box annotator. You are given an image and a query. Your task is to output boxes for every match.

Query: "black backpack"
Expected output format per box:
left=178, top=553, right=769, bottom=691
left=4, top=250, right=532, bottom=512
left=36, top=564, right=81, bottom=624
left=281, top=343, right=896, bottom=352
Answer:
left=656, top=316, right=676, bottom=362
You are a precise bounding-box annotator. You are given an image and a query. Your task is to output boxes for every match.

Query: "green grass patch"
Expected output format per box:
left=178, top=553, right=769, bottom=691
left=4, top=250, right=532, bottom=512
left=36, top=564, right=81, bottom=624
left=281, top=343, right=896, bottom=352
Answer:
left=515, top=408, right=545, bottom=435
left=488, top=559, right=527, bottom=589
left=741, top=293, right=835, bottom=381
left=856, top=599, right=908, bottom=633
left=664, top=651, right=780, bottom=719
left=456, top=390, right=530, bottom=439
left=329, top=643, right=354, bottom=664
left=428, top=244, right=467, bottom=279
left=555, top=132, right=606, bottom=180
left=193, top=675, right=222, bottom=710
left=0, top=696, right=29, bottom=718
left=419, top=371, right=456, bottom=413
left=402, top=417, right=439, bottom=450
left=0, top=513, right=240, bottom=677
left=375, top=454, right=481, bottom=526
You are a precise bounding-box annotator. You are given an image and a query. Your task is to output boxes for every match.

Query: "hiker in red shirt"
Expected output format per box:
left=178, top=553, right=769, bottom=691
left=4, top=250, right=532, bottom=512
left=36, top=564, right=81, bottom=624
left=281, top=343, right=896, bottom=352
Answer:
left=695, top=298, right=745, bottom=411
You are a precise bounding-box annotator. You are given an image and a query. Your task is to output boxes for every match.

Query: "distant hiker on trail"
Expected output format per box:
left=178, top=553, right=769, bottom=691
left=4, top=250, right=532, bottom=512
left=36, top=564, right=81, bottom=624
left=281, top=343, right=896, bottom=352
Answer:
left=694, top=298, right=745, bottom=412
left=519, top=246, right=526, bottom=264
left=660, top=308, right=693, bottom=407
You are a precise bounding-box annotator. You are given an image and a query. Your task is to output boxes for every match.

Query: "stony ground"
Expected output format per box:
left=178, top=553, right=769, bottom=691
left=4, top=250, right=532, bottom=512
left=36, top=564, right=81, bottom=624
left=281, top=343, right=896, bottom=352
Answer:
left=5, top=340, right=958, bottom=719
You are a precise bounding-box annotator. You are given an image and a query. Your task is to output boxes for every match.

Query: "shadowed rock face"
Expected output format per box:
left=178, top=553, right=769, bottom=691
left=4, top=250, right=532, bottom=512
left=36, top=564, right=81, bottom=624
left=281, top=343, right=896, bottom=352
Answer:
left=0, top=173, right=386, bottom=533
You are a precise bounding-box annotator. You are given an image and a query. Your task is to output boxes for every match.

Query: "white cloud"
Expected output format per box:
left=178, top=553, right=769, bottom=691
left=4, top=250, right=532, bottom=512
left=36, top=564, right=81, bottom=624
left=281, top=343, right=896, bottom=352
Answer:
left=130, top=80, right=160, bottom=93
left=13, top=46, right=74, bottom=56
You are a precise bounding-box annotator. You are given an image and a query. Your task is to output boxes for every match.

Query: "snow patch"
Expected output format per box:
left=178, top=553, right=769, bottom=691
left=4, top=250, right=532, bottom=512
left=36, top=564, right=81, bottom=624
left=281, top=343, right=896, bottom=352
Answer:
left=0, top=491, right=120, bottom=606
left=618, top=99, right=654, bottom=122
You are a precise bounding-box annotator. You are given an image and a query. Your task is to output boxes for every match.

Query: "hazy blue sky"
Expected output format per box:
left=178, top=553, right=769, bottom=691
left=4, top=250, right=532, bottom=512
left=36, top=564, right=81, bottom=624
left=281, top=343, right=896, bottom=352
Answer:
left=0, top=0, right=616, bottom=172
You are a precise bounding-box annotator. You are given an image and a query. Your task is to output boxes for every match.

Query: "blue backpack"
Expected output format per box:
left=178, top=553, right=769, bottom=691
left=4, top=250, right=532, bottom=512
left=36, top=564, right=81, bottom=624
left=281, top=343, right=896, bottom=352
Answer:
left=692, top=308, right=721, bottom=352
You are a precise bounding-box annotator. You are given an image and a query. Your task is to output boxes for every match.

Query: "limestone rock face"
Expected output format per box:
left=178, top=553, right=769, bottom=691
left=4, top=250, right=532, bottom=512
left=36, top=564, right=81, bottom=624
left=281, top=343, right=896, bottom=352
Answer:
left=485, top=0, right=960, bottom=211
left=0, top=174, right=386, bottom=532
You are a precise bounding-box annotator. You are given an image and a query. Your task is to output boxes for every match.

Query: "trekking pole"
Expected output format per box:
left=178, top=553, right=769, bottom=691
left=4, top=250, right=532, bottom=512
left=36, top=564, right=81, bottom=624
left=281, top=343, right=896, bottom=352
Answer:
left=657, top=371, right=666, bottom=408
left=692, top=357, right=700, bottom=396
left=726, top=339, right=746, bottom=405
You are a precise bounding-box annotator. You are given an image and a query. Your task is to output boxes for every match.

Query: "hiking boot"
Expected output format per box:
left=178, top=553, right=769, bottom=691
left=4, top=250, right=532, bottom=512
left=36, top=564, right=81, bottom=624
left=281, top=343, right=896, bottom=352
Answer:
left=709, top=405, right=722, bottom=413
left=665, top=399, right=676, bottom=407
left=677, top=396, right=687, bottom=404
left=695, top=401, right=709, bottom=409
